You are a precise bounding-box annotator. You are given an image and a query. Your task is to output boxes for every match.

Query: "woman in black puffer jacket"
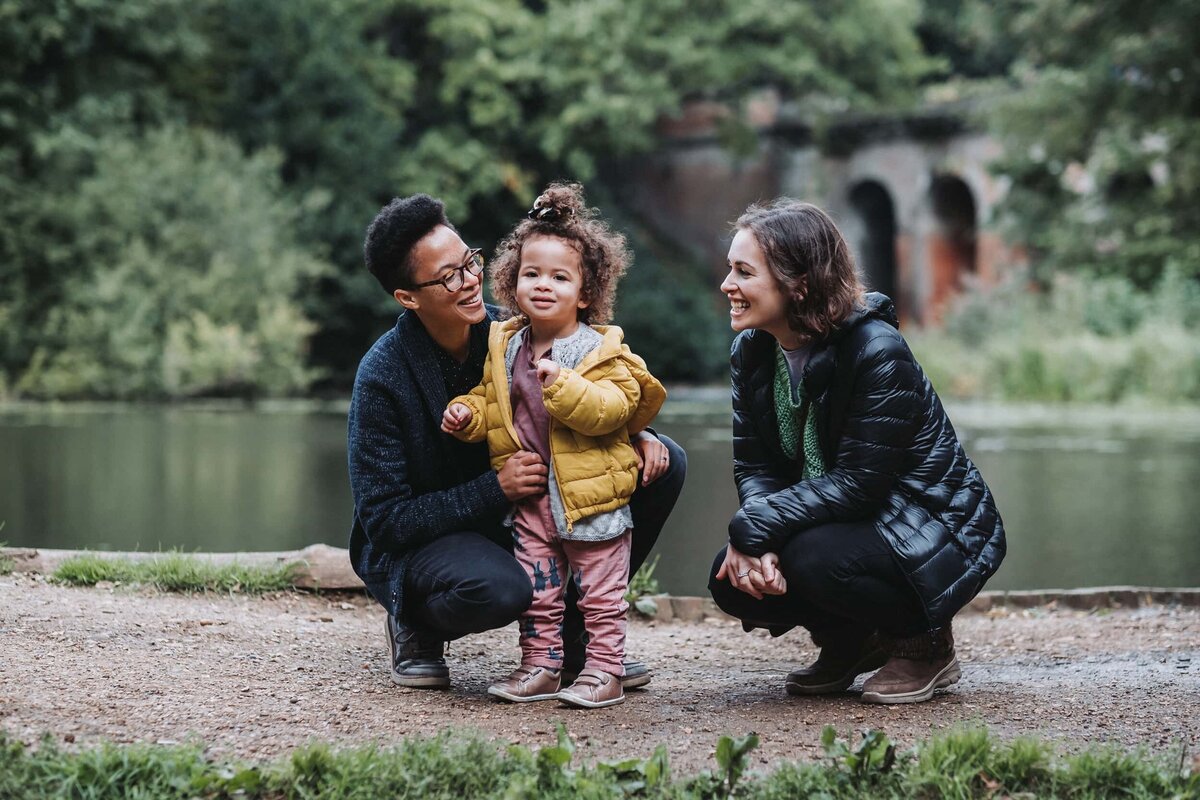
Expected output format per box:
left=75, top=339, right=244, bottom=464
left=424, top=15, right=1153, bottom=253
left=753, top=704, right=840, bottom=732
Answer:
left=708, top=200, right=1005, bottom=705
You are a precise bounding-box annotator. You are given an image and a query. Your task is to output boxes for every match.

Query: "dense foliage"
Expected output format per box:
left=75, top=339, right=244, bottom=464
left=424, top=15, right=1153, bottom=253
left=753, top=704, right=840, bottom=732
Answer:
left=2, top=1, right=1195, bottom=398
left=0, top=0, right=932, bottom=397
left=986, top=0, right=1200, bottom=286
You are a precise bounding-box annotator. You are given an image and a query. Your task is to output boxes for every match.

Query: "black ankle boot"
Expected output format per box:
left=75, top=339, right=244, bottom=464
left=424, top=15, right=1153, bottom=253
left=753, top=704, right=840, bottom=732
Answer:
left=785, top=628, right=887, bottom=695
left=386, top=615, right=449, bottom=689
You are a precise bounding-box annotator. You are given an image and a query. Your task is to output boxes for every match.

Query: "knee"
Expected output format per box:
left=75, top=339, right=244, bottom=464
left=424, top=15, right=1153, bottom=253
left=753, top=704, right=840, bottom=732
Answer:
left=452, top=569, right=533, bottom=633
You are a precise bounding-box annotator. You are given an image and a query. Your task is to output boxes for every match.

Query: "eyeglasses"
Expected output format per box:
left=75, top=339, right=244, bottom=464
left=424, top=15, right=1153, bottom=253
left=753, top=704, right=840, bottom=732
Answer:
left=410, top=248, right=485, bottom=292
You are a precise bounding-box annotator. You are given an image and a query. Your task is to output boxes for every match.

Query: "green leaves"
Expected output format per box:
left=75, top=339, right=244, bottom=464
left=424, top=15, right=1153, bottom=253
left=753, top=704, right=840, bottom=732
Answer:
left=821, top=726, right=899, bottom=782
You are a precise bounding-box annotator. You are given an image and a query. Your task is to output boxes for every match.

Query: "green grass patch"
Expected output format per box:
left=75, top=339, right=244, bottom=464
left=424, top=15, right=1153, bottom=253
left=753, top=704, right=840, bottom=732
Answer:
left=0, top=725, right=1195, bottom=799
left=51, top=552, right=300, bottom=594
left=0, top=522, right=13, bottom=575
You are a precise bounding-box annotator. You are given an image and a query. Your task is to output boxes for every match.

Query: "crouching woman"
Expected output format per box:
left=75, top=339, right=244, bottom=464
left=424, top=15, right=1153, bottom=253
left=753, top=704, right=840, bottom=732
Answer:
left=708, top=200, right=1006, bottom=704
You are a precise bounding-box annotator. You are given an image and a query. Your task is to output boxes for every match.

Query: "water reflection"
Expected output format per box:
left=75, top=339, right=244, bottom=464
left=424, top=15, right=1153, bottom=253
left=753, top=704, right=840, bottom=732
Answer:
left=2, top=403, right=1198, bottom=594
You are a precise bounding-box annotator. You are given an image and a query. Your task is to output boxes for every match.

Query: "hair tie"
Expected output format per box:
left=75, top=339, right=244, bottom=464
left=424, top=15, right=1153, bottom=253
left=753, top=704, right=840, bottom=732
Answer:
left=526, top=195, right=567, bottom=222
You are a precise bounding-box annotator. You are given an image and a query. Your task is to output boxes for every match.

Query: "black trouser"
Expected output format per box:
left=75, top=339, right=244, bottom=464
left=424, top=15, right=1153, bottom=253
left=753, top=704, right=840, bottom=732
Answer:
left=707, top=520, right=928, bottom=639
left=403, top=435, right=687, bottom=651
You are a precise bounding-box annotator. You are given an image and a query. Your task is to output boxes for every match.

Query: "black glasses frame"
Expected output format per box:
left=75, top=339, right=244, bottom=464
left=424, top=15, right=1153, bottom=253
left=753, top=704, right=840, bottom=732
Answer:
left=410, top=248, right=485, bottom=292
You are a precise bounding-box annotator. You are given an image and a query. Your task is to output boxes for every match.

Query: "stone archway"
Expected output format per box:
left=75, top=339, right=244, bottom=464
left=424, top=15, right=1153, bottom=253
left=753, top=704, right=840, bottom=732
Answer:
left=927, top=173, right=977, bottom=319
left=847, top=180, right=900, bottom=316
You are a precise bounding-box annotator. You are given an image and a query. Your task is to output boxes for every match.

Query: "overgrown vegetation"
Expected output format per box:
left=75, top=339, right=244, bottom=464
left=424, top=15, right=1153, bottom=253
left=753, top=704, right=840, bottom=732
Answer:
left=0, top=0, right=932, bottom=396
left=985, top=0, right=1200, bottom=288
left=0, top=725, right=1195, bottom=799
left=910, top=269, right=1200, bottom=403
left=50, top=552, right=300, bottom=594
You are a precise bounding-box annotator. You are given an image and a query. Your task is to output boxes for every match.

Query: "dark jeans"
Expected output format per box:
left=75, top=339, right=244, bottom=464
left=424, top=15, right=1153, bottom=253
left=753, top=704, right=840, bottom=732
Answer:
left=707, top=520, right=927, bottom=639
left=403, top=435, right=687, bottom=649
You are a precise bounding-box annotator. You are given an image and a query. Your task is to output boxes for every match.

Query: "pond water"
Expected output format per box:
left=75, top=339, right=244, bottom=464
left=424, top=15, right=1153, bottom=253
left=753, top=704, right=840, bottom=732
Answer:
left=2, top=400, right=1198, bottom=594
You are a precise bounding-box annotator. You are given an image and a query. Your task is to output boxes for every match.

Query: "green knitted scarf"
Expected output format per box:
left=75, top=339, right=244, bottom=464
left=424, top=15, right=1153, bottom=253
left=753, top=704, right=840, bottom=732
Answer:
left=773, top=345, right=826, bottom=479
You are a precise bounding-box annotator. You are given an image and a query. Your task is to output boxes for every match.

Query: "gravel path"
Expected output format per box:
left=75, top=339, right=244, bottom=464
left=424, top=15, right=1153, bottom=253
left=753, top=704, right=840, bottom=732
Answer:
left=2, top=574, right=1198, bottom=772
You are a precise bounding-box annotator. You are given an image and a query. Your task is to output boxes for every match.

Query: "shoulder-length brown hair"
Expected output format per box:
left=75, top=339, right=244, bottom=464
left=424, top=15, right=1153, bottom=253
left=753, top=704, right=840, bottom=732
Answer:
left=735, top=200, right=865, bottom=341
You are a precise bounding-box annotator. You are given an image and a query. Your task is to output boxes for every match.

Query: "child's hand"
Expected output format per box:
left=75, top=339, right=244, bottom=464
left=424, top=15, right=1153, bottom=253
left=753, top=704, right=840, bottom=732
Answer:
left=536, top=359, right=561, bottom=387
left=441, top=403, right=473, bottom=432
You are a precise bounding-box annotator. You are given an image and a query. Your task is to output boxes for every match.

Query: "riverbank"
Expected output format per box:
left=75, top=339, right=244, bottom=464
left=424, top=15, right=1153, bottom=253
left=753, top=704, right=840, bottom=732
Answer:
left=2, top=573, right=1197, bottom=771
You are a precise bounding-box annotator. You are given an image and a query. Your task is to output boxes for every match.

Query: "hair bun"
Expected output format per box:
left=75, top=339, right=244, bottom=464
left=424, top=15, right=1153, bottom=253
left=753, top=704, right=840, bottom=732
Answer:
left=525, top=183, right=585, bottom=223
left=526, top=195, right=564, bottom=222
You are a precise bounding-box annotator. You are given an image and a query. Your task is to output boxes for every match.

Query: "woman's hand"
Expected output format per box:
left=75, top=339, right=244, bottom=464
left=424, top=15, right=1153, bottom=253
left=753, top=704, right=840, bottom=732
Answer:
left=631, top=430, right=669, bottom=486
left=715, top=543, right=768, bottom=599
left=758, top=552, right=788, bottom=595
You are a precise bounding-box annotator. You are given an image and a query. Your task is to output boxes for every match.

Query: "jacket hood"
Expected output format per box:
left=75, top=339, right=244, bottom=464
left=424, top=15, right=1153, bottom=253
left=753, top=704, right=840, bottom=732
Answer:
left=834, top=292, right=897, bottom=340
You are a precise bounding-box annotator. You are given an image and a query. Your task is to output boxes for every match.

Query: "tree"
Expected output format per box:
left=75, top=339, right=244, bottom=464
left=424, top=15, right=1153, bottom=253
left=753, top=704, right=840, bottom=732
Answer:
left=987, top=0, right=1200, bottom=285
left=15, top=127, right=330, bottom=399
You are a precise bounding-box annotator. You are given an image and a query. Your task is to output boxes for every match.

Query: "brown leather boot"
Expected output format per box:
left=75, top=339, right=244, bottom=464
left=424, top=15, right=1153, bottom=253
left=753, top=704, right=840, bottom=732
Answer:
left=861, top=624, right=960, bottom=704
left=487, top=665, right=561, bottom=703
left=785, top=629, right=887, bottom=695
left=558, top=668, right=625, bottom=709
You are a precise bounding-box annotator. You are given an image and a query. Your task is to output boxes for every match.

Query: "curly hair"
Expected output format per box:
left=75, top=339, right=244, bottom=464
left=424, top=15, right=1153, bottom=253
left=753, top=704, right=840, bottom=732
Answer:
left=363, top=194, right=454, bottom=294
left=735, top=200, right=865, bottom=341
left=489, top=183, right=630, bottom=325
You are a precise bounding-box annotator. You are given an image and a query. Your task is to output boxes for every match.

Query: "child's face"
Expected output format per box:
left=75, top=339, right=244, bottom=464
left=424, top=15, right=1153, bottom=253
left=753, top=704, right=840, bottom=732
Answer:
left=515, top=235, right=589, bottom=334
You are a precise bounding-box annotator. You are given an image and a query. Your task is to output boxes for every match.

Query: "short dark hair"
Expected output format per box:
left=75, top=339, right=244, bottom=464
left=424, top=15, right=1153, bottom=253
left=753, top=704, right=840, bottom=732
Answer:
left=735, top=200, right=865, bottom=341
left=363, top=194, right=455, bottom=293
left=490, top=182, right=630, bottom=325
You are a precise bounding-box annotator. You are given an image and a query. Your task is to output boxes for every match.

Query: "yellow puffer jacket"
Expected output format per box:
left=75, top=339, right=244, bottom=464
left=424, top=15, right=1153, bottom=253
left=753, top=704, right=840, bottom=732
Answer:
left=449, top=318, right=666, bottom=529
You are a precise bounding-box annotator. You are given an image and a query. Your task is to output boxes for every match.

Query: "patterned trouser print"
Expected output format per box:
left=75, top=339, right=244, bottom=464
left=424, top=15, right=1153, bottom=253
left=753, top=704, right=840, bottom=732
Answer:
left=512, top=493, right=630, bottom=675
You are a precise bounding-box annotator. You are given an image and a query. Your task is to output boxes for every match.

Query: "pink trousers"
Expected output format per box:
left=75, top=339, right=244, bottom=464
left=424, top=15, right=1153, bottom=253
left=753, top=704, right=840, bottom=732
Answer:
left=512, top=494, right=630, bottom=676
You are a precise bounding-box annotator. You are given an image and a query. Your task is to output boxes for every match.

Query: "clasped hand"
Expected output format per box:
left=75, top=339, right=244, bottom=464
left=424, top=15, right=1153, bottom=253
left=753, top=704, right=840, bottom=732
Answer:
left=715, top=544, right=787, bottom=599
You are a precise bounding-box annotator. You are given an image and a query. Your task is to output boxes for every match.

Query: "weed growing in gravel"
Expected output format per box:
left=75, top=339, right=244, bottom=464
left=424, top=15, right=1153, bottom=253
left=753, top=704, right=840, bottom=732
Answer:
left=1, top=725, right=1196, bottom=799
left=51, top=552, right=299, bottom=594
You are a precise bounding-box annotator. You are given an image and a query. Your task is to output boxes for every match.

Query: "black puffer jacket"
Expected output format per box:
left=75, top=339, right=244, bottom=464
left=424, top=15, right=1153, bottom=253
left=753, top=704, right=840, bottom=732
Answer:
left=728, top=293, right=1005, bottom=626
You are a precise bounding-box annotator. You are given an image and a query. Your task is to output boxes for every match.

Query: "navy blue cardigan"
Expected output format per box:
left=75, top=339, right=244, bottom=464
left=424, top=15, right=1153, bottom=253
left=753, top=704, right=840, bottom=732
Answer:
left=347, top=307, right=510, bottom=618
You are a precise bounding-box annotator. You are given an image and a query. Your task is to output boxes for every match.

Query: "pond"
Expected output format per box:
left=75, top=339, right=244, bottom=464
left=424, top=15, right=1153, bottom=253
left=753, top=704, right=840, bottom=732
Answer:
left=2, top=399, right=1199, bottom=594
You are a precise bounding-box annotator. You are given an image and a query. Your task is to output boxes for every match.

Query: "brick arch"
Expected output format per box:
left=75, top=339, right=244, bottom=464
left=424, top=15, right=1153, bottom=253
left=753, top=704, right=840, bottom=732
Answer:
left=846, top=180, right=901, bottom=317
left=926, top=173, right=977, bottom=321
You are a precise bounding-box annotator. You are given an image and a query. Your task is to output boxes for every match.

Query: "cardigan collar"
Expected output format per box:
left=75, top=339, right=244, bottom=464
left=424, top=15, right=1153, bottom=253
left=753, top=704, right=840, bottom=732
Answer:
left=394, top=309, right=492, bottom=422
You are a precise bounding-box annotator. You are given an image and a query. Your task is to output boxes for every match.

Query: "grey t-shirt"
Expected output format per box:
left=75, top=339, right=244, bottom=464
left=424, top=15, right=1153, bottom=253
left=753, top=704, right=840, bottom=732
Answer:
left=780, top=342, right=813, bottom=398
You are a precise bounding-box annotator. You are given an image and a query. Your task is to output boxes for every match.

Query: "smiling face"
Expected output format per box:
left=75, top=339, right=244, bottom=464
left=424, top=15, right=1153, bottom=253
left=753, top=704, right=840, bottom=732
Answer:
left=393, top=224, right=487, bottom=332
left=514, top=234, right=589, bottom=340
left=721, top=228, right=800, bottom=347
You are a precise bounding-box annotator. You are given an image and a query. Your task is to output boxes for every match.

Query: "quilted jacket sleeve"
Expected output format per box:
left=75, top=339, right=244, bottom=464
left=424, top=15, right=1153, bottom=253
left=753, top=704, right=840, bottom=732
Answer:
left=348, top=367, right=508, bottom=554
left=729, top=332, right=924, bottom=556
left=731, top=334, right=791, bottom=505
left=543, top=359, right=641, bottom=437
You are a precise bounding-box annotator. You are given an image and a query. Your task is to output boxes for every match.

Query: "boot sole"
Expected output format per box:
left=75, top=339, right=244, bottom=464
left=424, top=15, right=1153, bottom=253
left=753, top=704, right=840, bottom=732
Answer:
left=860, top=658, right=961, bottom=705
left=558, top=693, right=626, bottom=709
left=486, top=686, right=561, bottom=702
left=390, top=671, right=450, bottom=689
left=784, top=650, right=888, bottom=696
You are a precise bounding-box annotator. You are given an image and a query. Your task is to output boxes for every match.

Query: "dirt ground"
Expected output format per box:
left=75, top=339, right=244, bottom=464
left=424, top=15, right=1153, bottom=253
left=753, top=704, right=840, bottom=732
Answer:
left=2, top=573, right=1198, bottom=773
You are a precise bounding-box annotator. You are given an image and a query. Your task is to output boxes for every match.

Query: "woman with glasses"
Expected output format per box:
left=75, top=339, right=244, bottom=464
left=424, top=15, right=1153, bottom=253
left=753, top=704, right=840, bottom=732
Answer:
left=347, top=193, right=686, bottom=692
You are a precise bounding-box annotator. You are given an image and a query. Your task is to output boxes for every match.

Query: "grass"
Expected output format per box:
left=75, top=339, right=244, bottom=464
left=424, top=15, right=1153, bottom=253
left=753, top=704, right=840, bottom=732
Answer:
left=626, top=554, right=662, bottom=616
left=0, top=521, right=13, bottom=575
left=50, top=552, right=300, bottom=594
left=0, top=726, right=1195, bottom=799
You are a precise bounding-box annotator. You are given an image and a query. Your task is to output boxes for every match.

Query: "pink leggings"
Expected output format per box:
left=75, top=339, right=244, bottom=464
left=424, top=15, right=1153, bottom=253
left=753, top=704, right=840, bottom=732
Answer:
left=512, top=494, right=630, bottom=676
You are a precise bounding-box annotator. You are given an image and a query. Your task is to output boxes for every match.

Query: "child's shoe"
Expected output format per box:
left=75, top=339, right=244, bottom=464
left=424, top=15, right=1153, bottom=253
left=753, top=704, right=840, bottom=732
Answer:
left=558, top=668, right=624, bottom=709
left=487, top=665, right=561, bottom=702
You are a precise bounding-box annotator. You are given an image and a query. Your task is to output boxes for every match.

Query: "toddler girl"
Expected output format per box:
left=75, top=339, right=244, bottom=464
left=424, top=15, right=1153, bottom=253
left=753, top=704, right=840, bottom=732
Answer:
left=441, top=183, right=664, bottom=708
